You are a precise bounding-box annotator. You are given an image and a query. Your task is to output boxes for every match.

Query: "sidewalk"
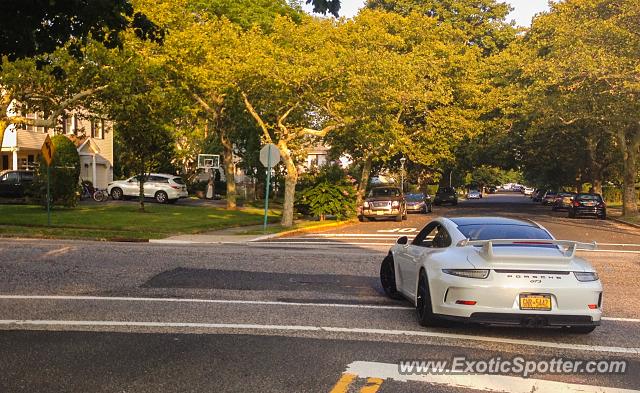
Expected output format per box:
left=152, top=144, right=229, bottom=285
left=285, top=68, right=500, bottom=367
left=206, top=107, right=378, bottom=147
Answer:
left=149, top=219, right=356, bottom=245
left=608, top=207, right=640, bottom=229
left=149, top=224, right=274, bottom=244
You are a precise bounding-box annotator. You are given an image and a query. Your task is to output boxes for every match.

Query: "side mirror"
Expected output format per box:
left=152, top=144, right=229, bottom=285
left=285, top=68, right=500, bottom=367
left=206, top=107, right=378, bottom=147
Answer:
left=397, top=236, right=408, bottom=245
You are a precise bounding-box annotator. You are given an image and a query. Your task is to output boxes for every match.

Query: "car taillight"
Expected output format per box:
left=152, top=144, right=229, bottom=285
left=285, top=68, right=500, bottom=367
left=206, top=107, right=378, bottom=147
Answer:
left=456, top=300, right=477, bottom=306
left=573, top=201, right=580, bottom=207
left=170, top=185, right=181, bottom=190
left=598, top=202, right=606, bottom=208
left=392, top=201, right=400, bottom=207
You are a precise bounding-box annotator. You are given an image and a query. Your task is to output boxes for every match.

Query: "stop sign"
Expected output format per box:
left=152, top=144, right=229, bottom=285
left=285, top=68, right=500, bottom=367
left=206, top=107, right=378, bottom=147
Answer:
left=260, top=143, right=281, bottom=168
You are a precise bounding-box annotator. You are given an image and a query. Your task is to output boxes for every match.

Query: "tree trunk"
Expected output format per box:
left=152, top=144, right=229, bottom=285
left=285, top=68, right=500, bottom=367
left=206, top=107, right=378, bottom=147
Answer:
left=356, top=156, right=373, bottom=207
left=0, top=119, right=7, bottom=149
left=585, top=135, right=603, bottom=195
left=278, top=141, right=298, bottom=227
left=220, top=131, right=236, bottom=210
left=617, top=129, right=639, bottom=217
left=138, top=173, right=146, bottom=213
left=592, top=178, right=603, bottom=195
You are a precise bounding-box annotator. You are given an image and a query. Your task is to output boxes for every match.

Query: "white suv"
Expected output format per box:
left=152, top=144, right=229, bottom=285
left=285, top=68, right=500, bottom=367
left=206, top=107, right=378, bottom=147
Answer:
left=107, top=173, right=188, bottom=204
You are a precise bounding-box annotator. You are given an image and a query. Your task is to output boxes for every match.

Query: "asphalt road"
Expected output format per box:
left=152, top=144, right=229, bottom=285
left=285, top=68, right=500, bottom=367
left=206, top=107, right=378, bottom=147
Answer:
left=0, top=192, right=639, bottom=392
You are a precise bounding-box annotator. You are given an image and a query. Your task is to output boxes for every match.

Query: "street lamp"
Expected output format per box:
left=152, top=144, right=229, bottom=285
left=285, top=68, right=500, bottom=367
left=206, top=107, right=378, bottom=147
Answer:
left=400, top=157, right=406, bottom=193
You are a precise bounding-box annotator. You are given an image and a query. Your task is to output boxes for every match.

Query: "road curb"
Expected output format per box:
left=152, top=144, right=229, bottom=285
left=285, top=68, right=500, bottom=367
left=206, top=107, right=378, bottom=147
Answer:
left=610, top=217, right=640, bottom=229
left=250, top=219, right=358, bottom=242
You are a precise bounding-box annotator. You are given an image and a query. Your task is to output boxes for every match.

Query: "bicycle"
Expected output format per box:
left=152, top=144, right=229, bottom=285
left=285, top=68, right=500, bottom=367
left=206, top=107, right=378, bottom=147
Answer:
left=92, top=188, right=110, bottom=202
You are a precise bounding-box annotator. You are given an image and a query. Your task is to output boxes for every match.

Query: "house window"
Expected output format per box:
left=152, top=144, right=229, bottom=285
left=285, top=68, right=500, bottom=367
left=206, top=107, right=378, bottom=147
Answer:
left=91, top=119, right=104, bottom=139
left=63, top=114, right=75, bottom=135
left=1, top=155, right=8, bottom=170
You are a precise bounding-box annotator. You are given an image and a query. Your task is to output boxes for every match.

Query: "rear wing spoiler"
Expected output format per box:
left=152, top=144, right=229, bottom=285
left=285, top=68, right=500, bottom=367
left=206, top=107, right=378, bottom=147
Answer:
left=457, top=239, right=597, bottom=261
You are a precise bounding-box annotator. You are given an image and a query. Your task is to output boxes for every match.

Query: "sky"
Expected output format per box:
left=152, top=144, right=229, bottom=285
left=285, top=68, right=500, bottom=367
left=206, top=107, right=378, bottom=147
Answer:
left=303, top=1, right=551, bottom=27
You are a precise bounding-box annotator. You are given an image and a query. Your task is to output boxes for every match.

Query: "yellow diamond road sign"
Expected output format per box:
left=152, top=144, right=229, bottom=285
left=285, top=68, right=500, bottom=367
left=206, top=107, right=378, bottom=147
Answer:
left=41, top=135, right=55, bottom=166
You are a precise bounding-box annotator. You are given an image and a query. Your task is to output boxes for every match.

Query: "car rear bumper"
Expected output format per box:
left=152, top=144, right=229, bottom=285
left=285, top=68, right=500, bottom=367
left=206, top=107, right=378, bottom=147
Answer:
left=437, top=312, right=599, bottom=327
left=430, top=273, right=603, bottom=323
left=573, top=207, right=606, bottom=216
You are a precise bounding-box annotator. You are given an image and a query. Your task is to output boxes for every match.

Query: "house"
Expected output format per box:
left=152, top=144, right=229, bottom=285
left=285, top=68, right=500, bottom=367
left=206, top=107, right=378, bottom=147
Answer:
left=1, top=112, right=114, bottom=189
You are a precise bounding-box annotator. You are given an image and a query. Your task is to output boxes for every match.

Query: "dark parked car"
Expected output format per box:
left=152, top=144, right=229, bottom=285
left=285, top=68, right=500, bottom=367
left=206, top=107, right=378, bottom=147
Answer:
left=552, top=192, right=576, bottom=211
left=568, top=193, right=606, bottom=219
left=405, top=193, right=432, bottom=214
left=541, top=190, right=558, bottom=205
left=0, top=170, right=34, bottom=198
left=360, top=186, right=406, bottom=222
left=433, top=187, right=458, bottom=206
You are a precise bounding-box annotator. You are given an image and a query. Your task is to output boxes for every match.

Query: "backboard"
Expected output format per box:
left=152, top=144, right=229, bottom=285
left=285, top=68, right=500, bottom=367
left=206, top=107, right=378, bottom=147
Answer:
left=197, top=154, right=220, bottom=170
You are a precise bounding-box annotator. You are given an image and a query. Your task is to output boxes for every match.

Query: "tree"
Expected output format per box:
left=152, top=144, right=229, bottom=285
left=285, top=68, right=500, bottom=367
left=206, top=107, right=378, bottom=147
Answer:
left=327, top=9, right=491, bottom=204
left=238, top=16, right=345, bottom=227
left=306, top=0, right=341, bottom=17
left=0, top=42, right=113, bottom=150
left=33, top=135, right=81, bottom=208
left=0, top=0, right=162, bottom=61
left=100, top=32, right=184, bottom=212
left=366, top=0, right=516, bottom=55
left=521, top=0, right=640, bottom=215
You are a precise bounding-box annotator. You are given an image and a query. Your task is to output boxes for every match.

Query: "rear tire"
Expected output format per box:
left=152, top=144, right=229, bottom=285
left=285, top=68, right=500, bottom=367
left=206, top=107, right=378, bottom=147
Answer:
left=380, top=254, right=403, bottom=300
left=598, top=213, right=606, bottom=220
left=417, top=270, right=438, bottom=327
left=395, top=212, right=402, bottom=222
left=568, top=209, right=576, bottom=218
left=155, top=191, right=168, bottom=204
left=565, top=325, right=596, bottom=334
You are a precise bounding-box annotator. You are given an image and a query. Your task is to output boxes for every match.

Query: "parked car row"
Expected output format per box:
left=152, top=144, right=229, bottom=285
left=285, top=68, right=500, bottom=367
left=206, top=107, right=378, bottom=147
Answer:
left=531, top=188, right=606, bottom=219
left=359, top=186, right=442, bottom=222
left=0, top=170, right=188, bottom=204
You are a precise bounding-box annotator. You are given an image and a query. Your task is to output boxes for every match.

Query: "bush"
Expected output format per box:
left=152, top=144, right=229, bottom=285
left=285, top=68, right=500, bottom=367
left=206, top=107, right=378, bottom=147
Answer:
left=33, top=135, right=80, bottom=208
left=296, top=164, right=357, bottom=220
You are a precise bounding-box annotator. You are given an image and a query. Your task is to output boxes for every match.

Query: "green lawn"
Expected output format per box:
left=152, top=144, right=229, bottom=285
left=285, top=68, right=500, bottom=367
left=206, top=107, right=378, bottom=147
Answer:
left=0, top=203, right=279, bottom=241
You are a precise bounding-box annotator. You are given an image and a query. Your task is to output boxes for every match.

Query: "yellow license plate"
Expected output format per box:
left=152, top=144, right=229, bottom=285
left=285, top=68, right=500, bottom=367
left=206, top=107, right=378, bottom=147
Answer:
left=519, top=295, right=551, bottom=311
left=376, top=211, right=384, bottom=215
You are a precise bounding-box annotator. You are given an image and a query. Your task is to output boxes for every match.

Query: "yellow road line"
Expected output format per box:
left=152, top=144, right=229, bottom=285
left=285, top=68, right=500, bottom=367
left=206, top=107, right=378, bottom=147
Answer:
left=360, top=377, right=384, bottom=393
left=329, top=373, right=357, bottom=393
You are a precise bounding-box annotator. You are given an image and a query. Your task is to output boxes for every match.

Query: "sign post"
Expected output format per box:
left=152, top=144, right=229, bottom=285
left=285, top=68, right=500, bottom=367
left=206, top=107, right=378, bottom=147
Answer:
left=41, top=135, right=55, bottom=226
left=259, top=144, right=281, bottom=232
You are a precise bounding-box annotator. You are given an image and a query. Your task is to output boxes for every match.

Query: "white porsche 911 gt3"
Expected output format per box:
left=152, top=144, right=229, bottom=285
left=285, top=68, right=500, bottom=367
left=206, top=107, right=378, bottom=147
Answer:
left=380, top=217, right=602, bottom=333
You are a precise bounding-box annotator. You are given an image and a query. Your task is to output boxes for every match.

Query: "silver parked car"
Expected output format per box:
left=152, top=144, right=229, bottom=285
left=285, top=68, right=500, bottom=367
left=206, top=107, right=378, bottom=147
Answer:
left=108, top=173, right=188, bottom=204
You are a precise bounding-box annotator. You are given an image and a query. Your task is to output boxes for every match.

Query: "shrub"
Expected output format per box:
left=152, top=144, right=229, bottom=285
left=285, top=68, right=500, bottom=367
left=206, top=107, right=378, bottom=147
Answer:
left=33, top=135, right=80, bottom=208
left=295, top=164, right=357, bottom=220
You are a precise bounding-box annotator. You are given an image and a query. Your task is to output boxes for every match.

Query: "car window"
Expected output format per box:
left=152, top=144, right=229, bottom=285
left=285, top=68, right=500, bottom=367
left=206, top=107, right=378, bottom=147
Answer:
left=412, top=223, right=451, bottom=248
left=171, top=177, right=185, bottom=185
left=577, top=194, right=603, bottom=202
left=21, top=172, right=34, bottom=182
left=1, top=172, right=19, bottom=182
left=405, top=194, right=423, bottom=201
left=149, top=176, right=169, bottom=183
left=457, top=224, right=552, bottom=241
left=369, top=188, right=399, bottom=197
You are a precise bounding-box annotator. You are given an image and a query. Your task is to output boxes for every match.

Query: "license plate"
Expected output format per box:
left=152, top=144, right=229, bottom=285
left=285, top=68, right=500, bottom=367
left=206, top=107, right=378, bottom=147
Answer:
left=583, top=202, right=596, bottom=206
left=519, top=294, right=551, bottom=311
left=376, top=211, right=384, bottom=215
